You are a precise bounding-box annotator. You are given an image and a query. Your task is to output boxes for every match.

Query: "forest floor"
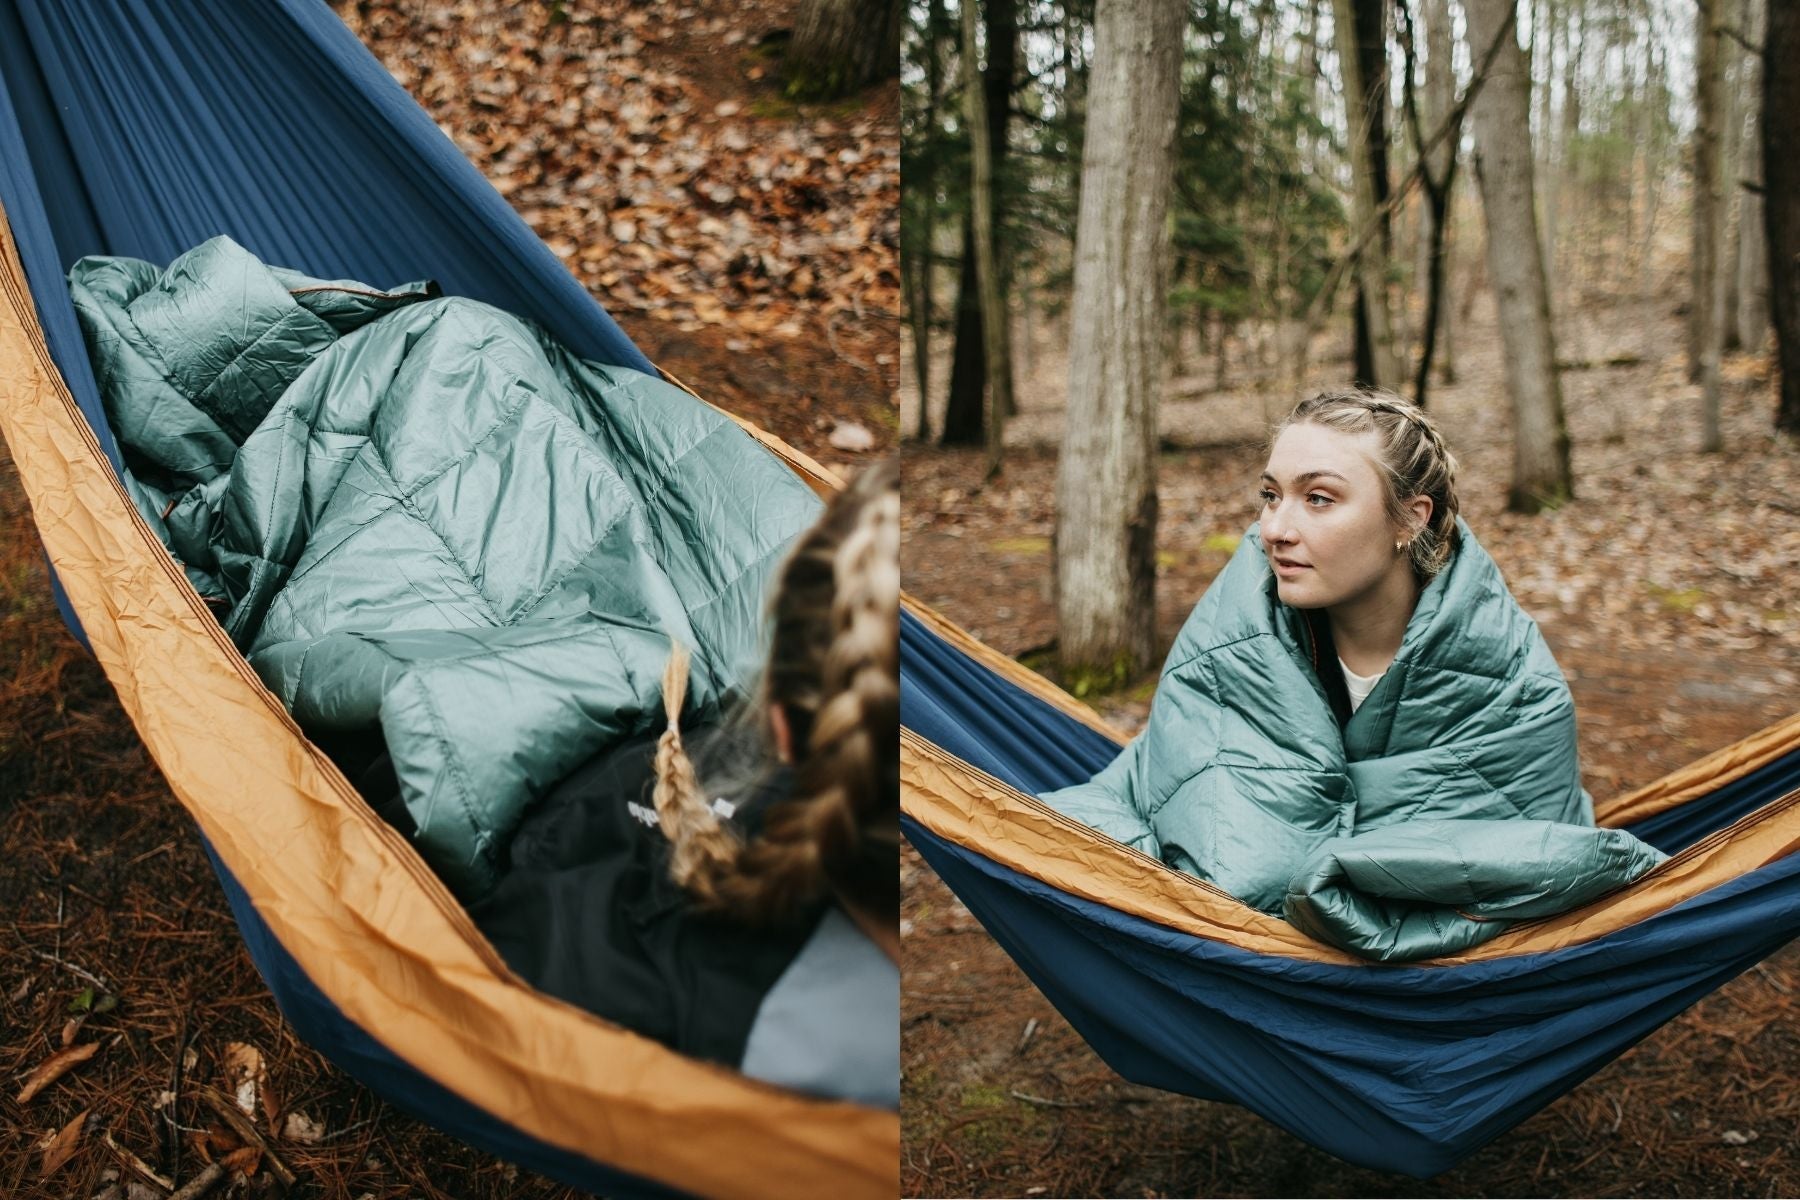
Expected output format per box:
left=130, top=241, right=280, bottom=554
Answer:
left=0, top=0, right=895, bottom=1197
left=900, top=279, right=1800, bottom=1196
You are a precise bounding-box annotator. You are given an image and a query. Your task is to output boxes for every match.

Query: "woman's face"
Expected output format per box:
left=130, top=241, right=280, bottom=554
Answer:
left=1258, top=422, right=1416, bottom=611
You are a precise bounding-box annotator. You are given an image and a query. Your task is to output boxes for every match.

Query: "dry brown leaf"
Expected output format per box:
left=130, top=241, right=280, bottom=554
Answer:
left=220, top=1145, right=262, bottom=1178
left=16, top=1041, right=100, bottom=1104
left=221, top=1042, right=265, bottom=1117
left=281, top=1111, right=324, bottom=1145
left=38, top=1108, right=87, bottom=1178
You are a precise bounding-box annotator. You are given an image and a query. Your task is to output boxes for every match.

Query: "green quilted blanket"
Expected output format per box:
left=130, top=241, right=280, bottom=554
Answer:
left=72, top=237, right=822, bottom=897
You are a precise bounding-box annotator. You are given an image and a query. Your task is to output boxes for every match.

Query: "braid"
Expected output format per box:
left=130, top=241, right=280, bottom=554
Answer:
left=652, top=642, right=741, bottom=890
left=653, top=460, right=900, bottom=925
left=1275, top=387, right=1462, bottom=582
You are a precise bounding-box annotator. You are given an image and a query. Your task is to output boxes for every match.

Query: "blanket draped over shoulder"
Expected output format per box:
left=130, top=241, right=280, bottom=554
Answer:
left=71, top=237, right=822, bottom=897
left=1040, top=519, right=1666, bottom=961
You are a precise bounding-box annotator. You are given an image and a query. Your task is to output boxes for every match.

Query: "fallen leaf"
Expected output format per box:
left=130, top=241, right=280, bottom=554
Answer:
left=17, top=1041, right=100, bottom=1104
left=828, top=421, right=876, bottom=452
left=282, top=1111, right=324, bottom=1145
left=222, top=1042, right=265, bottom=1117
left=39, top=1108, right=87, bottom=1177
left=221, top=1145, right=262, bottom=1177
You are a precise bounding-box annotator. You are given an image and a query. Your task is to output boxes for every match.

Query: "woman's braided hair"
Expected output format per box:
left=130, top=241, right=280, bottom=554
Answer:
left=1275, top=386, right=1462, bottom=582
left=652, top=458, right=900, bottom=926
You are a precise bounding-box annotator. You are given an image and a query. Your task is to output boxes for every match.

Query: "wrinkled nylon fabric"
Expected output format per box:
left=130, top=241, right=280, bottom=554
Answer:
left=898, top=599, right=1800, bottom=1174
left=71, top=237, right=823, bottom=896
left=1040, top=521, right=1665, bottom=960
left=0, top=2, right=898, bottom=1191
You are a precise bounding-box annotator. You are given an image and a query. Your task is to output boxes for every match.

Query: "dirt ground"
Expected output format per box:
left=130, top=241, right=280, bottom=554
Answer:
left=1, top=1, right=894, bottom=1196
left=900, top=280, right=1800, bottom=1196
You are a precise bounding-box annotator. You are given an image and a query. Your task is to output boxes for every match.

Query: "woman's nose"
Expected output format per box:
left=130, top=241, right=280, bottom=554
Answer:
left=1263, top=497, right=1296, bottom=544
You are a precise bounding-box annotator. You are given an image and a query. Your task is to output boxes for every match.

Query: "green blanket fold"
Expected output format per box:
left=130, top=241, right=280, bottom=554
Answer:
left=1041, top=520, right=1666, bottom=961
left=72, top=236, right=822, bottom=897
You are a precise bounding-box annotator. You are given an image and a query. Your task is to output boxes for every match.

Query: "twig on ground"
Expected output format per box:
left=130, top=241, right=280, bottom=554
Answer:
left=1009, top=1090, right=1108, bottom=1109
left=197, top=1086, right=299, bottom=1190
left=13, top=923, right=114, bottom=991
left=165, top=1161, right=225, bottom=1200
left=102, top=1130, right=174, bottom=1192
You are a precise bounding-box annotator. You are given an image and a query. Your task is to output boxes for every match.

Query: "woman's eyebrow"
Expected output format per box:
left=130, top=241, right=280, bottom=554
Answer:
left=1260, top=470, right=1350, bottom=486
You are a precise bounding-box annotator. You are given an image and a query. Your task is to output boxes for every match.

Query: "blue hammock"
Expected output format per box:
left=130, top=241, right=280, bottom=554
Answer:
left=900, top=603, right=1800, bottom=1178
left=0, top=3, right=891, bottom=1196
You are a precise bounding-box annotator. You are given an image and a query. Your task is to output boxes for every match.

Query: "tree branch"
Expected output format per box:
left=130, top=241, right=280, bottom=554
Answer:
left=1292, top=0, right=1515, bottom=357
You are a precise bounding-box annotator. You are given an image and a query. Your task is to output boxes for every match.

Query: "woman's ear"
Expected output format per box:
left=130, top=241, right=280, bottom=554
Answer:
left=769, top=702, right=794, bottom=765
left=1406, top=495, right=1434, bottom=537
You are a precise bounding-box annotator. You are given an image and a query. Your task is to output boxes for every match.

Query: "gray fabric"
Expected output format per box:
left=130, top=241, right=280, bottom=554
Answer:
left=740, top=907, right=900, bottom=1109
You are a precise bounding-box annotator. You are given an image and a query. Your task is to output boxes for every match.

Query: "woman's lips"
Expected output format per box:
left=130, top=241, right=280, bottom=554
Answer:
left=1273, top=558, right=1311, bottom=576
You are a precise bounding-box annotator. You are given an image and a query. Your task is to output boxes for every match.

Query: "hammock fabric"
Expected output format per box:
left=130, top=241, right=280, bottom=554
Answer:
left=0, top=2, right=894, bottom=1196
left=900, top=597, right=1800, bottom=1177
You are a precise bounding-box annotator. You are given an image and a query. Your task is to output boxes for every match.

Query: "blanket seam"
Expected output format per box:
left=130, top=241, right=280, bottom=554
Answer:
left=399, top=669, right=490, bottom=878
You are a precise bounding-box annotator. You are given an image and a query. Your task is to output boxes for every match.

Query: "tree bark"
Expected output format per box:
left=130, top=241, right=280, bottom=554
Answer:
left=1426, top=0, right=1456, bottom=384
left=1768, top=0, right=1800, bottom=432
left=1720, top=5, right=1743, bottom=351
left=940, top=0, right=1017, bottom=446
left=943, top=224, right=987, bottom=443
left=1735, top=0, right=1769, bottom=352
left=1539, top=0, right=1562, bottom=282
left=1334, top=0, right=1401, bottom=389
left=909, top=0, right=946, bottom=441
left=1464, top=0, right=1572, bottom=510
left=1693, top=0, right=1725, bottom=446
left=1053, top=0, right=1183, bottom=683
left=1405, top=0, right=1461, bottom=406
left=784, top=0, right=903, bottom=99
left=1532, top=0, right=1554, bottom=274
left=961, top=0, right=1011, bottom=476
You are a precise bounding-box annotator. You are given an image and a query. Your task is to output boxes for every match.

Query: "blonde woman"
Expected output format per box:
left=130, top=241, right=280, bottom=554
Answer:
left=1043, top=389, right=1662, bottom=960
left=473, top=459, right=898, bottom=1103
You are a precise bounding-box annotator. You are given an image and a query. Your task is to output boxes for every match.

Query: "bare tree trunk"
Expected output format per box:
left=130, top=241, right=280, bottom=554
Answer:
left=1213, top=312, right=1229, bottom=392
left=1767, top=0, right=1800, bottom=432
left=784, top=0, right=903, bottom=99
left=1720, top=5, right=1744, bottom=351
left=943, top=223, right=987, bottom=443
left=1735, top=0, right=1769, bottom=351
left=941, top=0, right=1017, bottom=446
left=1426, top=0, right=1457, bottom=384
left=1532, top=0, right=1554, bottom=274
left=1553, top=3, right=1582, bottom=297
left=962, top=0, right=1011, bottom=476
left=1053, top=0, right=1183, bottom=682
left=1539, top=0, right=1562, bottom=282
left=1404, top=0, right=1461, bottom=406
left=1334, top=0, right=1401, bottom=389
left=1464, top=0, right=1572, bottom=510
left=910, top=0, right=945, bottom=441
left=1693, top=0, right=1725, bottom=446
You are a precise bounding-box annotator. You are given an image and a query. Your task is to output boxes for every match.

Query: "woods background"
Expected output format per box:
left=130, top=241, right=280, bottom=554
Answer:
left=900, top=0, right=1800, bottom=1193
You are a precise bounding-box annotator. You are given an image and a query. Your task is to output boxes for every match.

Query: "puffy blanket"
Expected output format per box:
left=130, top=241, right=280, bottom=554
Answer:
left=1041, top=519, right=1666, bottom=961
left=72, top=237, right=822, bottom=897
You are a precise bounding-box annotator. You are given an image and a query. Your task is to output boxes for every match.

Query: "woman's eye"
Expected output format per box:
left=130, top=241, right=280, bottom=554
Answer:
left=1306, top=493, right=1333, bottom=507
left=1257, top=489, right=1276, bottom=506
